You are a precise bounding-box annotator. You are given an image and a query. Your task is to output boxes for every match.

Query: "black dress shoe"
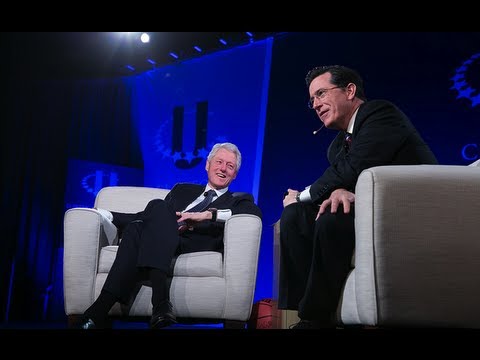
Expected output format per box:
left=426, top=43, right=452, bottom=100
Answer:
left=79, top=318, right=97, bottom=329
left=150, top=301, right=177, bottom=329
left=289, top=319, right=335, bottom=329
left=289, top=320, right=314, bottom=329
left=150, top=311, right=177, bottom=329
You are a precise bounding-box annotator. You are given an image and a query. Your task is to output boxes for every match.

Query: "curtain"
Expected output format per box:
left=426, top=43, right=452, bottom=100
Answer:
left=0, top=74, right=141, bottom=323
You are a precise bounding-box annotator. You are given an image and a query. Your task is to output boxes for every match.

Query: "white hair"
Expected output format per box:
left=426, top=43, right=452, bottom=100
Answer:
left=207, top=142, right=242, bottom=171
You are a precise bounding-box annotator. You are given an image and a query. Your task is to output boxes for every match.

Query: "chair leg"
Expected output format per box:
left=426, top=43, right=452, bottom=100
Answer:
left=67, top=315, right=83, bottom=329
left=224, top=320, right=246, bottom=329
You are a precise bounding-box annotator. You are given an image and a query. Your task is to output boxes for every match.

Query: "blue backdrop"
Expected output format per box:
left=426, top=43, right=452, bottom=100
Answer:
left=3, top=32, right=480, bottom=324
left=127, top=39, right=272, bottom=198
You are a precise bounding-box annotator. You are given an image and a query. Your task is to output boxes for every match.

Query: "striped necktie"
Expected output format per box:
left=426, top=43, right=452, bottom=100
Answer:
left=187, top=190, right=216, bottom=212
left=178, top=190, right=217, bottom=233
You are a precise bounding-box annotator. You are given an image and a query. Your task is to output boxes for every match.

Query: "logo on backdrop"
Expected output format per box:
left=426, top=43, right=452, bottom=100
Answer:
left=65, top=159, right=143, bottom=210
left=462, top=143, right=478, bottom=161
left=451, top=52, right=480, bottom=108
left=154, top=101, right=227, bottom=170
left=82, top=170, right=119, bottom=197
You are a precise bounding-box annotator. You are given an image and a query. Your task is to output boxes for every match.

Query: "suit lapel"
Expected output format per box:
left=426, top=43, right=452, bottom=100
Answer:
left=210, top=191, right=232, bottom=208
left=171, top=184, right=205, bottom=211
left=327, top=102, right=368, bottom=164
left=171, top=184, right=233, bottom=211
left=328, top=133, right=345, bottom=163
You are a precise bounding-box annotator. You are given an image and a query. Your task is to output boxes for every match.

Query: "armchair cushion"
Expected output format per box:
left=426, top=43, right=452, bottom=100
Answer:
left=98, top=247, right=223, bottom=277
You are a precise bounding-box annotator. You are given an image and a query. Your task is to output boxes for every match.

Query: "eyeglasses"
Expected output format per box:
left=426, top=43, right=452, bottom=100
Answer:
left=307, top=86, right=342, bottom=109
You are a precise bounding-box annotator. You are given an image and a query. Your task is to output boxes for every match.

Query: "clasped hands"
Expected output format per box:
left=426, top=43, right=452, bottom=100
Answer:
left=177, top=211, right=212, bottom=233
left=284, top=188, right=355, bottom=220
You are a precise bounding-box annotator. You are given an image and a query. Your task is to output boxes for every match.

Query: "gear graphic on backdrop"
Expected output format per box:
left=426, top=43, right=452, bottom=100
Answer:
left=451, top=52, right=480, bottom=108
left=82, top=171, right=119, bottom=197
left=154, top=120, right=228, bottom=168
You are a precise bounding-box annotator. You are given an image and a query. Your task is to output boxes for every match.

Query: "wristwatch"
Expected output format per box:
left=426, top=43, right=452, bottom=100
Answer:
left=207, top=208, right=218, bottom=222
left=295, top=193, right=301, bottom=203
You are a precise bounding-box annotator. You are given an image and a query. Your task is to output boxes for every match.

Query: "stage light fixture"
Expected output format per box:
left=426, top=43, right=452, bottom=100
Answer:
left=140, top=33, right=150, bottom=43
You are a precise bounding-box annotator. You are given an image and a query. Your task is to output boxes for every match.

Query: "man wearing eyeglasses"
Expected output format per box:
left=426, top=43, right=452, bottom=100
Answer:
left=279, top=65, right=438, bottom=329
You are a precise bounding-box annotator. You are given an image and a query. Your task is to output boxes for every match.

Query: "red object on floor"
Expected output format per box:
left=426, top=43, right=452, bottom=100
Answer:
left=248, top=298, right=279, bottom=329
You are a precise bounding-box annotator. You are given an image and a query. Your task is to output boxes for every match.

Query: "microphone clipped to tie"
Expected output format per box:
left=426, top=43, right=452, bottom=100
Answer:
left=313, top=124, right=325, bottom=135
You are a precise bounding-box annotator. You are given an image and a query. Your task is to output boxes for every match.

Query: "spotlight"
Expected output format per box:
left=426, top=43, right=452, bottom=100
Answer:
left=140, top=33, right=150, bottom=43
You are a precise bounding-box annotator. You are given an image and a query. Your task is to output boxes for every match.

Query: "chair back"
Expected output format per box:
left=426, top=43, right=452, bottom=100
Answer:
left=469, top=159, right=480, bottom=167
left=95, top=186, right=170, bottom=213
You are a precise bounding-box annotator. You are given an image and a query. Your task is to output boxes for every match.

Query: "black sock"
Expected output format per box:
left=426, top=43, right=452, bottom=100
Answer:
left=149, top=268, right=169, bottom=313
left=84, top=290, right=117, bottom=326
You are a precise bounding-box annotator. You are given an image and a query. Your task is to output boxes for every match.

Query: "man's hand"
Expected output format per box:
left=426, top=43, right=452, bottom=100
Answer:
left=283, top=189, right=300, bottom=208
left=176, top=211, right=211, bottom=223
left=176, top=211, right=212, bottom=233
left=316, top=189, right=355, bottom=220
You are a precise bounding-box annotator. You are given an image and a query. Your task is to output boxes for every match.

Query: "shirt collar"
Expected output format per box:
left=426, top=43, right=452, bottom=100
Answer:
left=205, top=185, right=228, bottom=198
left=346, top=107, right=360, bottom=135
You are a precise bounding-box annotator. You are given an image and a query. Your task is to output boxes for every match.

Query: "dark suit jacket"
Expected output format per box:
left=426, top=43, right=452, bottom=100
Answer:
left=310, top=100, right=438, bottom=204
left=112, top=183, right=262, bottom=253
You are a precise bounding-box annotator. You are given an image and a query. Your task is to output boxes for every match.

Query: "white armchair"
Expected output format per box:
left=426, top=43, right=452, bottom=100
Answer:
left=274, top=162, right=480, bottom=328
left=64, top=186, right=262, bottom=329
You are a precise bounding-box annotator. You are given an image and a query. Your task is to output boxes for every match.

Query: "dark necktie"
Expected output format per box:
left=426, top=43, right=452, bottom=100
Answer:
left=178, top=190, right=217, bottom=233
left=186, top=189, right=216, bottom=213
left=344, top=132, right=352, bottom=153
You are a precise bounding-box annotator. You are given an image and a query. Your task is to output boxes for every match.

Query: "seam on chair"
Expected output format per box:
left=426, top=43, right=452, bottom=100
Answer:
left=356, top=170, right=379, bottom=326
left=221, top=218, right=230, bottom=318
left=92, top=211, right=102, bottom=304
left=222, top=214, right=262, bottom=320
left=370, top=170, right=379, bottom=325
left=248, top=217, right=262, bottom=320
left=178, top=251, right=218, bottom=258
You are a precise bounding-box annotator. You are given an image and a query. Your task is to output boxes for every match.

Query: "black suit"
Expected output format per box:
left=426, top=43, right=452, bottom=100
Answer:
left=279, top=100, right=438, bottom=322
left=103, top=183, right=262, bottom=304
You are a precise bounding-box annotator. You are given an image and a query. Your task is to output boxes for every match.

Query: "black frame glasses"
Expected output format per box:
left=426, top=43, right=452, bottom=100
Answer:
left=307, top=86, right=342, bottom=109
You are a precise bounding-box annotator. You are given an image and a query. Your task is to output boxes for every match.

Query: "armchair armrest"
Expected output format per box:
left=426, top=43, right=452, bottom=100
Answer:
left=354, top=165, right=480, bottom=327
left=63, top=208, right=118, bottom=315
left=222, top=214, right=262, bottom=321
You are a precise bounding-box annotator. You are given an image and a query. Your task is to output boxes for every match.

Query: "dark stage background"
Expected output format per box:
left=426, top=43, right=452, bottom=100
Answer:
left=2, top=32, right=480, bottom=325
